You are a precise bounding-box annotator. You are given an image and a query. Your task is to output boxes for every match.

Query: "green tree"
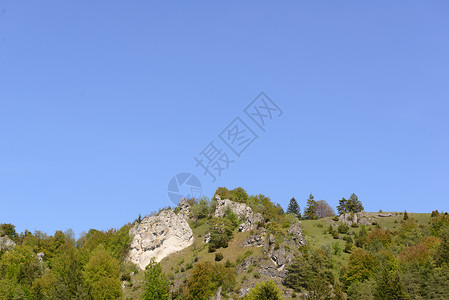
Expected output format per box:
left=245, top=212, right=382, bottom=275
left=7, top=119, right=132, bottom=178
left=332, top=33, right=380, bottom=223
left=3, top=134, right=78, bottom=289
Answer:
left=284, top=249, right=334, bottom=291
left=51, top=243, right=86, bottom=299
left=304, top=194, right=317, bottom=220
left=244, top=280, right=283, bottom=300
left=337, top=197, right=348, bottom=215
left=186, top=262, right=235, bottom=300
left=337, top=194, right=364, bottom=214
left=83, top=245, right=122, bottom=300
left=143, top=258, right=169, bottom=300
left=185, top=262, right=213, bottom=300
left=208, top=217, right=235, bottom=251
left=344, top=248, right=378, bottom=288
left=287, top=197, right=301, bottom=218
left=191, top=196, right=211, bottom=222
left=374, top=269, right=409, bottom=300
left=0, top=224, right=17, bottom=239
left=403, top=211, right=409, bottom=221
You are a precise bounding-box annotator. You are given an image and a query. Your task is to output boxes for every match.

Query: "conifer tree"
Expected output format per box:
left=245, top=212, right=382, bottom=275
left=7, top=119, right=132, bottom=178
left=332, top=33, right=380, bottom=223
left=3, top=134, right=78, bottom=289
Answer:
left=287, top=197, right=301, bottom=218
left=304, top=193, right=317, bottom=219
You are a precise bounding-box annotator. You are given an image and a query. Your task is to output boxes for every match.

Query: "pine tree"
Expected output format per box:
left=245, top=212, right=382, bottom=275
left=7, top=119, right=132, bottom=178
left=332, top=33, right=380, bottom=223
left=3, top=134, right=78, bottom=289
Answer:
left=337, top=194, right=364, bottom=214
left=304, top=193, right=317, bottom=220
left=374, top=269, right=409, bottom=300
left=287, top=197, right=301, bottom=218
left=403, top=211, right=409, bottom=220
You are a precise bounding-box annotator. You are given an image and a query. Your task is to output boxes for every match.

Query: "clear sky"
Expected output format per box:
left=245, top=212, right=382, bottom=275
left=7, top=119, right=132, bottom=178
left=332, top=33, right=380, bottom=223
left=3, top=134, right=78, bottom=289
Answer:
left=1, top=1, right=448, bottom=236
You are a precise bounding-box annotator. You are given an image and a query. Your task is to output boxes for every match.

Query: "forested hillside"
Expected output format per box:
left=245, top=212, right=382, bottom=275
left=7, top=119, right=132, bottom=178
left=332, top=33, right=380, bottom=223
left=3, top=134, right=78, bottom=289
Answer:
left=1, top=187, right=448, bottom=299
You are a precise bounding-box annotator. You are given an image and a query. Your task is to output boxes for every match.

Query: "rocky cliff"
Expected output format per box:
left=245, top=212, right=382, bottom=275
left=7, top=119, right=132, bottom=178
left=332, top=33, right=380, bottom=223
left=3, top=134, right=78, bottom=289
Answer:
left=214, top=196, right=264, bottom=232
left=128, top=209, right=193, bottom=270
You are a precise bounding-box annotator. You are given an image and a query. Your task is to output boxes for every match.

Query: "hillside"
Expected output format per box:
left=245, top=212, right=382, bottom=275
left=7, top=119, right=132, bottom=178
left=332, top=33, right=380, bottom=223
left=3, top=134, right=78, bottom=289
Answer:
left=1, top=188, right=448, bottom=299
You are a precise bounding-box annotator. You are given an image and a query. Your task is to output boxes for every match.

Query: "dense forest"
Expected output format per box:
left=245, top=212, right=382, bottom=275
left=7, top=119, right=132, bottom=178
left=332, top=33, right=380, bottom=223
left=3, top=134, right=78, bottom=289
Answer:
left=1, top=187, right=448, bottom=299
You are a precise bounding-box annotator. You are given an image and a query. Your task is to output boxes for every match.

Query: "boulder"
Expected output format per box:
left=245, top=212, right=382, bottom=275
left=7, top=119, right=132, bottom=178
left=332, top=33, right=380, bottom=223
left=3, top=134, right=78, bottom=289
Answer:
left=128, top=210, right=193, bottom=270
left=339, top=212, right=372, bottom=226
left=0, top=236, right=16, bottom=251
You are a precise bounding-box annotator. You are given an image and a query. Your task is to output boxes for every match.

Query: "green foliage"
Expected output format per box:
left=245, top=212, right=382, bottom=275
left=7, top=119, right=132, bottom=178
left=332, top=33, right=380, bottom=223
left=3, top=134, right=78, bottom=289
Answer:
left=186, top=262, right=235, bottom=300
left=284, top=249, right=334, bottom=292
left=403, top=211, right=409, bottom=221
left=208, top=217, right=235, bottom=251
left=51, top=243, right=86, bottom=298
left=0, top=245, right=41, bottom=287
left=214, top=187, right=248, bottom=203
left=429, top=211, right=449, bottom=236
left=303, top=194, right=317, bottom=220
left=244, top=280, right=283, bottom=300
left=287, top=197, right=301, bottom=218
left=0, top=224, right=17, bottom=239
left=332, top=241, right=342, bottom=255
left=337, top=223, right=349, bottom=234
left=83, top=245, right=122, bottom=300
left=143, top=258, right=169, bottom=300
left=214, top=252, right=223, bottom=262
left=374, top=268, right=409, bottom=300
left=247, top=194, right=284, bottom=223
left=337, top=193, right=364, bottom=215
left=344, top=248, right=378, bottom=288
left=191, top=196, right=211, bottom=221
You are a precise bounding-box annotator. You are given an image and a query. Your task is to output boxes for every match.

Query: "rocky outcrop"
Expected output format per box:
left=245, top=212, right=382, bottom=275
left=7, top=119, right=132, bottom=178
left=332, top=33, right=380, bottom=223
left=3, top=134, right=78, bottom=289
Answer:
left=178, top=198, right=191, bottom=219
left=128, top=210, right=193, bottom=270
left=214, top=196, right=263, bottom=232
left=287, top=222, right=307, bottom=247
left=0, top=236, right=16, bottom=251
left=339, top=212, right=371, bottom=226
left=243, top=228, right=266, bottom=247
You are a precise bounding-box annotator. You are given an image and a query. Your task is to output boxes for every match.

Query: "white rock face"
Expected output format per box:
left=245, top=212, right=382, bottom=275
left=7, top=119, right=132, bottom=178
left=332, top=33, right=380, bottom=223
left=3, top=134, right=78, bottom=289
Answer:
left=128, top=210, right=193, bottom=270
left=214, top=196, right=264, bottom=232
left=0, top=236, right=16, bottom=251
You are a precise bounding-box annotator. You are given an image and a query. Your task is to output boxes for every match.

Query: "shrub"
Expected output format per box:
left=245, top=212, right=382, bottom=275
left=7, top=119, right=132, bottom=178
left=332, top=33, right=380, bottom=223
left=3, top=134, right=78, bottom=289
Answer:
left=332, top=242, right=342, bottom=255
left=332, top=231, right=340, bottom=239
left=338, top=223, right=349, bottom=234
left=244, top=280, right=283, bottom=300
left=208, top=217, right=235, bottom=251
left=215, top=252, right=223, bottom=262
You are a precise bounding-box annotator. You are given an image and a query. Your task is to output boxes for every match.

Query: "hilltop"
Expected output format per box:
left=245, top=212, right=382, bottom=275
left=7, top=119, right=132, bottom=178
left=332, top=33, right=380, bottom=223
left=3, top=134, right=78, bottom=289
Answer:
left=1, top=187, right=448, bottom=299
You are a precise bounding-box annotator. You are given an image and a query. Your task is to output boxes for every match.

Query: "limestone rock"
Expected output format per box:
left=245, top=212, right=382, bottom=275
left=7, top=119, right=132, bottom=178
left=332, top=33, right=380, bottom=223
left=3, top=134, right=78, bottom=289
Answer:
left=128, top=209, right=193, bottom=270
left=214, top=197, right=263, bottom=232
left=0, top=236, right=16, bottom=251
left=178, top=198, right=191, bottom=219
left=287, top=222, right=307, bottom=247
left=243, top=228, right=266, bottom=247
left=37, top=252, right=45, bottom=262
left=339, top=212, right=372, bottom=226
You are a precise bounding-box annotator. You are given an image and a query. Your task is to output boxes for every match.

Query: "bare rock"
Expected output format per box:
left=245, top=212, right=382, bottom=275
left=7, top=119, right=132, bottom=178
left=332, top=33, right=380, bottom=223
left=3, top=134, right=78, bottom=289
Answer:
left=214, top=197, right=263, bottom=232
left=0, top=236, right=16, bottom=251
left=287, top=222, right=307, bottom=247
left=128, top=209, right=193, bottom=270
left=178, top=198, right=191, bottom=219
left=37, top=252, right=45, bottom=262
left=243, top=228, right=266, bottom=247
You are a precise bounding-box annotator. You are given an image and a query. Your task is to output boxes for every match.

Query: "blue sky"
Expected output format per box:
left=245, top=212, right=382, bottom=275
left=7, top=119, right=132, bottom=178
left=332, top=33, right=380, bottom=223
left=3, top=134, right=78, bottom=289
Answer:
left=1, top=1, right=448, bottom=236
